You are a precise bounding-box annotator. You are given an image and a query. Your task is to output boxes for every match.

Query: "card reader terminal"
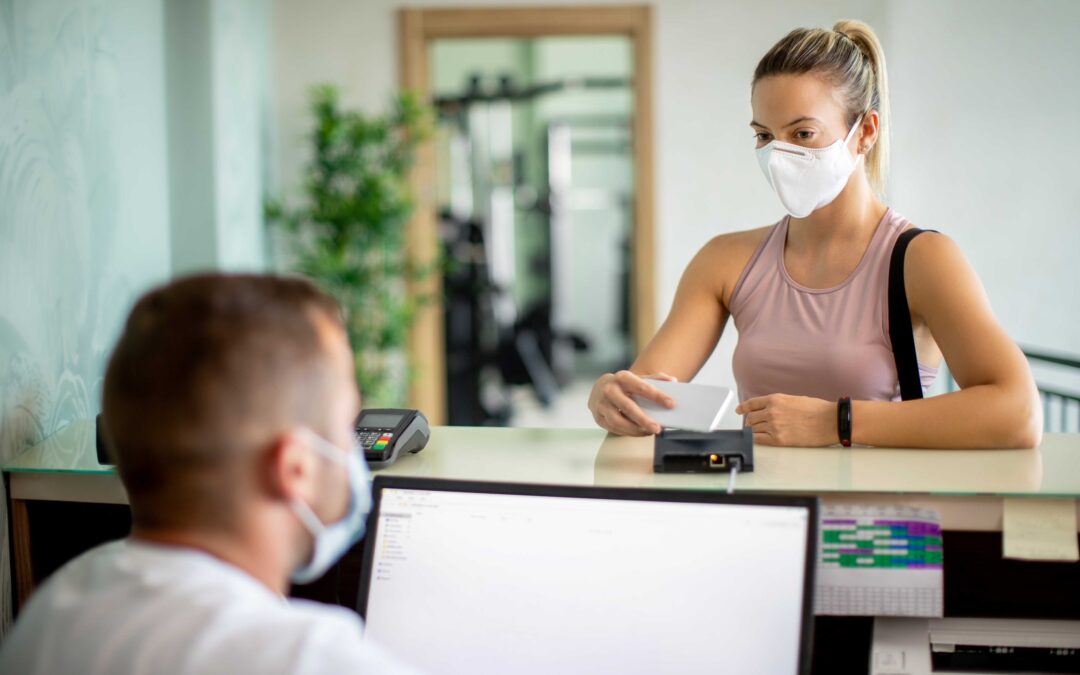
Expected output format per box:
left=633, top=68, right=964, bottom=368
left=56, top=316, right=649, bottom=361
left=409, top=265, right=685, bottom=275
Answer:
left=355, top=408, right=430, bottom=469
left=654, top=427, right=754, bottom=474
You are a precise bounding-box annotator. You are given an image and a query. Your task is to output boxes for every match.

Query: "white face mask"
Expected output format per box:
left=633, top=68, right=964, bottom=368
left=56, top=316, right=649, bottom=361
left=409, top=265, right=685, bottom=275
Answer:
left=289, top=428, right=372, bottom=584
left=756, top=118, right=863, bottom=218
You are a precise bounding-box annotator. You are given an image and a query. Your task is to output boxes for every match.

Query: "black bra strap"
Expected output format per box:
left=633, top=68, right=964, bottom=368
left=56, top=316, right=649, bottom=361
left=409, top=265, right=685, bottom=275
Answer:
left=888, top=228, right=934, bottom=401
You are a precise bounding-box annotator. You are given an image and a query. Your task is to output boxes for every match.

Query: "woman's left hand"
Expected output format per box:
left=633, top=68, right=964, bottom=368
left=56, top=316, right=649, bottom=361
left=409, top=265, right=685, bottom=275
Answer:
left=736, top=394, right=838, bottom=446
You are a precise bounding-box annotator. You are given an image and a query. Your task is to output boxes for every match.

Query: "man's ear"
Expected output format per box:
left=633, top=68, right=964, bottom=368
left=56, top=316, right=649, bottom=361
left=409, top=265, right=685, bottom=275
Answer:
left=265, top=430, right=317, bottom=503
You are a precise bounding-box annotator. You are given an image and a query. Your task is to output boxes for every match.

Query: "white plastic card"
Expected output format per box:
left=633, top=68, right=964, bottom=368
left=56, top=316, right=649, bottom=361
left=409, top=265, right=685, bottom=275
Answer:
left=632, top=379, right=735, bottom=432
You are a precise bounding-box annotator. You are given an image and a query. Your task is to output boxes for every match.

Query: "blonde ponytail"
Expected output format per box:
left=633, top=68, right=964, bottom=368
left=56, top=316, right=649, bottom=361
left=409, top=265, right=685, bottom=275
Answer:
left=753, top=19, right=891, bottom=195
left=832, top=20, right=890, bottom=194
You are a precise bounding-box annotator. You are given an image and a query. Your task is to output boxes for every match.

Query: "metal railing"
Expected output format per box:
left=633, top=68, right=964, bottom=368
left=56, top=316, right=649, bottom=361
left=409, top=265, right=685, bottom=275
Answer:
left=1024, top=347, right=1080, bottom=433
left=944, top=346, right=1080, bottom=433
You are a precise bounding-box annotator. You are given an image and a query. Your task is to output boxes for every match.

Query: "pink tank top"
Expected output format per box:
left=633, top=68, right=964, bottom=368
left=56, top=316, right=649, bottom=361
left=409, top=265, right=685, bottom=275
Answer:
left=729, top=208, right=938, bottom=403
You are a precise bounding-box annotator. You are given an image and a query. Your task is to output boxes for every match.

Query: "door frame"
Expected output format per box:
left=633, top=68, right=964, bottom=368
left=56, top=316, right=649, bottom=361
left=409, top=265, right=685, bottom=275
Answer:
left=399, top=5, right=657, bottom=424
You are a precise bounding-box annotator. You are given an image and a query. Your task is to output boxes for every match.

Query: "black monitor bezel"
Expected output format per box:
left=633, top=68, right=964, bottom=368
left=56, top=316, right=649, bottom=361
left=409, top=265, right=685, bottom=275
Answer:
left=357, top=475, right=818, bottom=675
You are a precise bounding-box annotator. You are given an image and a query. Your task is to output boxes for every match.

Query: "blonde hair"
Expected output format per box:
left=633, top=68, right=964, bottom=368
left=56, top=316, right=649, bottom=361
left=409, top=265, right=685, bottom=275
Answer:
left=753, top=20, right=891, bottom=195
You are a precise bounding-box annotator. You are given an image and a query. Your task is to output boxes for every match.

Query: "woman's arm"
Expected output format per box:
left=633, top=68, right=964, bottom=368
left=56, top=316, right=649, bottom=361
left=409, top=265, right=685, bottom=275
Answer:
left=588, top=232, right=758, bottom=435
left=854, top=232, right=1042, bottom=447
left=629, top=236, right=732, bottom=381
left=739, top=232, right=1043, bottom=448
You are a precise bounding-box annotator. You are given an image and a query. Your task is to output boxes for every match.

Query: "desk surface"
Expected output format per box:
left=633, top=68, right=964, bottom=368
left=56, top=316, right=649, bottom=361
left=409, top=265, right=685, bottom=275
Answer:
left=8, top=420, right=1079, bottom=498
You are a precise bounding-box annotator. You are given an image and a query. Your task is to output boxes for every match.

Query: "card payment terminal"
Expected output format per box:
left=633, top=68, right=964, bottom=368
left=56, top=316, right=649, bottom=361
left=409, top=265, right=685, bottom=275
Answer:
left=355, top=408, right=430, bottom=468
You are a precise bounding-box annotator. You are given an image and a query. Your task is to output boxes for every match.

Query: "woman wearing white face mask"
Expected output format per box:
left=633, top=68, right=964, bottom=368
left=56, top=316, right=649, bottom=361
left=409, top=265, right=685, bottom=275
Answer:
left=588, top=20, right=1042, bottom=448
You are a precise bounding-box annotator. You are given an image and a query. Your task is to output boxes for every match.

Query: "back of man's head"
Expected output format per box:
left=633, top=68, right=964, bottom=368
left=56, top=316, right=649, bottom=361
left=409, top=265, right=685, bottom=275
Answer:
left=103, top=273, right=347, bottom=531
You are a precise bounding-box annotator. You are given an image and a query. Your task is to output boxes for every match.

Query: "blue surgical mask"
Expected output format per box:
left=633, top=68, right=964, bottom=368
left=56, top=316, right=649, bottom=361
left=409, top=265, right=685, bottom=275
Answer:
left=289, top=428, right=372, bottom=584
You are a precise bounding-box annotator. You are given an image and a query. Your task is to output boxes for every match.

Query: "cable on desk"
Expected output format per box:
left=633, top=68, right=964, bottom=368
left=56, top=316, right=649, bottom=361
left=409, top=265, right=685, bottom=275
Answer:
left=727, top=457, right=741, bottom=494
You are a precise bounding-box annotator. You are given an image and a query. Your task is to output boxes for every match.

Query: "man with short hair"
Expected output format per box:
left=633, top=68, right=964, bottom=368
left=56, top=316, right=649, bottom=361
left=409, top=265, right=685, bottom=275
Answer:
left=0, top=274, right=419, bottom=674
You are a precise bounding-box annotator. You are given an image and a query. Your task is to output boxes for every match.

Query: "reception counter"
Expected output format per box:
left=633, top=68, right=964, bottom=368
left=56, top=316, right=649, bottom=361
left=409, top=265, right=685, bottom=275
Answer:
left=5, top=420, right=1080, bottom=610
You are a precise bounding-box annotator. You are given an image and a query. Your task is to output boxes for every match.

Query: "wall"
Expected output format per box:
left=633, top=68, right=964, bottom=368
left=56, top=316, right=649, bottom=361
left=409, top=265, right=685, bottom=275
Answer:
left=210, top=0, right=272, bottom=270
left=168, top=0, right=272, bottom=274
left=0, top=0, right=172, bottom=632
left=0, top=0, right=273, bottom=632
left=887, top=0, right=1080, bottom=354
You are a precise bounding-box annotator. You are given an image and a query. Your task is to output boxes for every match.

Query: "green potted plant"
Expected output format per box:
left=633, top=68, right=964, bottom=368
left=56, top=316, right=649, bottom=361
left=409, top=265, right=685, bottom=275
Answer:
left=266, top=85, right=431, bottom=406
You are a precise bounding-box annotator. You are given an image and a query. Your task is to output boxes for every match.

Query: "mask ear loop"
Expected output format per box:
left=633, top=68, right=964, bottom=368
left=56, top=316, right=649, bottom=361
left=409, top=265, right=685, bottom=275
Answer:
left=847, top=111, right=873, bottom=154
left=844, top=115, right=861, bottom=146
left=292, top=497, right=326, bottom=536
left=297, top=427, right=349, bottom=465
left=290, top=428, right=349, bottom=536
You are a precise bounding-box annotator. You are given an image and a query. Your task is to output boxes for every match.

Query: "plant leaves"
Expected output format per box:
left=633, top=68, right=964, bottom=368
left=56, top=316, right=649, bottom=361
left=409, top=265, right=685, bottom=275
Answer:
left=264, top=85, right=431, bottom=406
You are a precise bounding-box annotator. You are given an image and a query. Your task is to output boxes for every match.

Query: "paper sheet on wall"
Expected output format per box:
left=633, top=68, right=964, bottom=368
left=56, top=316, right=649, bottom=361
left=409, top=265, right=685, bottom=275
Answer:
left=1003, top=497, right=1079, bottom=562
left=815, top=505, right=943, bottom=617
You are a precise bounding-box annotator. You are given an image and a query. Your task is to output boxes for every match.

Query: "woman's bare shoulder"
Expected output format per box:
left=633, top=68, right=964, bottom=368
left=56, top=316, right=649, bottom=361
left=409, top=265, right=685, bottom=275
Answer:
left=685, top=225, right=776, bottom=305
left=704, top=225, right=773, bottom=253
left=694, top=225, right=774, bottom=274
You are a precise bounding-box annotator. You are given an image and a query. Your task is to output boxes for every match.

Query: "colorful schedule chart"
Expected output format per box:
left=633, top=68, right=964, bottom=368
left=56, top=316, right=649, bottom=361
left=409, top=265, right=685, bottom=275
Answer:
left=815, top=505, right=944, bottom=617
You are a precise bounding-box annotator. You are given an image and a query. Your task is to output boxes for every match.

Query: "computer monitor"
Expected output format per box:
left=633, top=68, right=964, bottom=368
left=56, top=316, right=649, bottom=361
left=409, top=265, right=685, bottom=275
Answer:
left=358, top=477, right=817, bottom=675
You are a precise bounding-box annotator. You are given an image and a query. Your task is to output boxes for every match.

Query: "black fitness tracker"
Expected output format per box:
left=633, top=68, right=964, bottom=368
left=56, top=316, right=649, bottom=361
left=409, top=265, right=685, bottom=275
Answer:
left=837, top=397, right=852, bottom=448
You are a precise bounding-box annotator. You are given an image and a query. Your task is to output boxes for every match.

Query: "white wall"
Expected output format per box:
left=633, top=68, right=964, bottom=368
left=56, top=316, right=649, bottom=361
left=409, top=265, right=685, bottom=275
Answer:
left=168, top=0, right=271, bottom=274
left=0, top=0, right=172, bottom=633
left=887, top=0, right=1080, bottom=353
left=211, top=0, right=272, bottom=270
left=272, top=0, right=1080, bottom=424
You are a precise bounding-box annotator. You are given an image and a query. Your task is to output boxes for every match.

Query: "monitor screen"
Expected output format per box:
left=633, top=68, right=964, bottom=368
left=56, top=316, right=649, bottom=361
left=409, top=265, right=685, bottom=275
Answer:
left=360, top=481, right=815, bottom=675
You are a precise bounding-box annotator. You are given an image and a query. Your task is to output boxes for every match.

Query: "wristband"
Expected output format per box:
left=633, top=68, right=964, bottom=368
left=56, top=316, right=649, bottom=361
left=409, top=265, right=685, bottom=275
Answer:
left=837, top=397, right=852, bottom=448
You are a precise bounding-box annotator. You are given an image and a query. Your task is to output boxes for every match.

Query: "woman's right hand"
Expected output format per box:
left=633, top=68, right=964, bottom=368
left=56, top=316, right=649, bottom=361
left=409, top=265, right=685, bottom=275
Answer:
left=588, top=370, right=677, bottom=436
